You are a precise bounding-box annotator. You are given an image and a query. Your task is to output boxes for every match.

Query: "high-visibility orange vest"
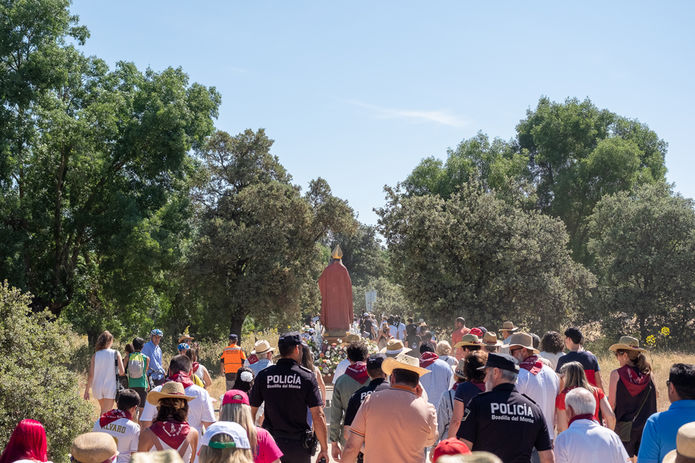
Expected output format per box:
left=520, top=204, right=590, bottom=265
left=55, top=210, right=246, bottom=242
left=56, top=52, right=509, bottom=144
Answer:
left=221, top=344, right=246, bottom=374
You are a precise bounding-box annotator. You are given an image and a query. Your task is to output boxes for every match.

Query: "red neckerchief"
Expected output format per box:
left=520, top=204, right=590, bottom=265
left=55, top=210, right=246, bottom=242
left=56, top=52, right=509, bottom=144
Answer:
left=452, top=382, right=460, bottom=391
left=192, top=362, right=200, bottom=373
left=99, top=409, right=131, bottom=427
left=472, top=381, right=486, bottom=392
left=568, top=413, right=596, bottom=427
left=247, top=353, right=259, bottom=365
left=618, top=365, right=651, bottom=397
left=420, top=352, right=439, bottom=368
left=345, top=362, right=369, bottom=384
left=519, top=355, right=543, bottom=375
left=149, top=421, right=190, bottom=450
left=167, top=371, right=194, bottom=389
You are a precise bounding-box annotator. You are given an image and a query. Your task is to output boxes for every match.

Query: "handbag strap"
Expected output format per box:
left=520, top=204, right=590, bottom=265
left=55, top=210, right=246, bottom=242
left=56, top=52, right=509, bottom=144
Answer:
left=631, top=383, right=652, bottom=423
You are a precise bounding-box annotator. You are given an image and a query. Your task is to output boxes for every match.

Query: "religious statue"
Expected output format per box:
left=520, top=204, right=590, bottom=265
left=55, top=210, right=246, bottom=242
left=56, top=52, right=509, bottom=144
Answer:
left=318, top=245, right=354, bottom=337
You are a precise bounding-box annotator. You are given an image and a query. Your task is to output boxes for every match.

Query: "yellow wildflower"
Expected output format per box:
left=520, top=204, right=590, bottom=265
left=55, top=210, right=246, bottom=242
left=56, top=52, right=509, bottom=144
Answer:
left=660, top=327, right=670, bottom=337
left=646, top=335, right=656, bottom=347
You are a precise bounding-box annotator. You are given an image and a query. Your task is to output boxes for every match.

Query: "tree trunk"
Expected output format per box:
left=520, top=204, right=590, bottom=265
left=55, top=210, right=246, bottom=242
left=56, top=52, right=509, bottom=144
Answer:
left=229, top=314, right=246, bottom=343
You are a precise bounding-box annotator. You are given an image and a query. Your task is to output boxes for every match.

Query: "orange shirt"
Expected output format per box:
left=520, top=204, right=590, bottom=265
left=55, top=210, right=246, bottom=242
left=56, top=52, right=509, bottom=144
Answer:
left=350, top=386, right=437, bottom=463
left=220, top=343, right=246, bottom=374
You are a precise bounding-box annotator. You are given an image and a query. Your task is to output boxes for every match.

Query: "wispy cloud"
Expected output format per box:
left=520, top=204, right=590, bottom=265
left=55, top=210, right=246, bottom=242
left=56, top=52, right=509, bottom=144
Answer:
left=347, top=100, right=469, bottom=128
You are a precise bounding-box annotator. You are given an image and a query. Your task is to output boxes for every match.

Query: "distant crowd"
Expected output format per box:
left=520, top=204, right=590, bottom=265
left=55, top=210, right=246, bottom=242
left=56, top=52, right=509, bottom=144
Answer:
left=2, top=316, right=695, bottom=463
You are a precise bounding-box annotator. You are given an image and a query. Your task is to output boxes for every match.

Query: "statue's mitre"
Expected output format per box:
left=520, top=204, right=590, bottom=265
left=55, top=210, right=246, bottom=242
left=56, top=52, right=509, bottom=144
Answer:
left=331, top=244, right=343, bottom=259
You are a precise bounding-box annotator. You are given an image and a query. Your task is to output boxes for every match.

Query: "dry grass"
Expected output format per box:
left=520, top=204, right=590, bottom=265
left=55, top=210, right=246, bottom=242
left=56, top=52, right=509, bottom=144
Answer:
left=595, top=351, right=695, bottom=411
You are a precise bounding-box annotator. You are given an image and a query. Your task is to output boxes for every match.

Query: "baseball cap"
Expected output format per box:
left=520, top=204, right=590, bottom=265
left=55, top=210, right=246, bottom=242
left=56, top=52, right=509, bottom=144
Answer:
left=150, top=329, right=163, bottom=336
left=432, top=438, right=471, bottom=461
left=469, top=327, right=483, bottom=337
left=278, top=331, right=306, bottom=349
left=177, top=343, right=190, bottom=351
left=200, top=422, right=251, bottom=450
left=477, top=353, right=519, bottom=373
left=222, top=389, right=249, bottom=406
left=228, top=333, right=238, bottom=340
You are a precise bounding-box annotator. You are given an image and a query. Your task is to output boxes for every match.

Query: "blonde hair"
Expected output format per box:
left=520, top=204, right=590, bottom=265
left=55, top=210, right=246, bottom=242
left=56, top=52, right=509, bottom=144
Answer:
left=198, top=434, right=253, bottom=463
left=559, top=361, right=597, bottom=394
left=436, top=340, right=452, bottom=356
left=95, top=331, right=114, bottom=351
left=218, top=403, right=257, bottom=453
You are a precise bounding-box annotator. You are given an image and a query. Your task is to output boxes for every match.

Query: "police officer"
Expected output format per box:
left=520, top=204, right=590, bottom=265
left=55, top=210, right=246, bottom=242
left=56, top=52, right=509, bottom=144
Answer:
left=343, top=354, right=387, bottom=433
left=457, top=353, right=554, bottom=463
left=250, top=332, right=328, bottom=463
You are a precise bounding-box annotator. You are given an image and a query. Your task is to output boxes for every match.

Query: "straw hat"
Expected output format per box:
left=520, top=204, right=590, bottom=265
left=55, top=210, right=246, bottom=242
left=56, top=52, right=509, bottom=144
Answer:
left=251, top=339, right=275, bottom=356
left=178, top=326, right=194, bottom=343
left=482, top=332, right=502, bottom=347
left=499, top=321, right=519, bottom=332
left=382, top=355, right=430, bottom=377
left=454, top=334, right=482, bottom=348
left=507, top=332, right=539, bottom=354
left=147, top=381, right=195, bottom=405
left=663, top=422, right=695, bottom=463
left=609, top=336, right=646, bottom=353
left=379, top=339, right=412, bottom=357
left=70, top=432, right=117, bottom=463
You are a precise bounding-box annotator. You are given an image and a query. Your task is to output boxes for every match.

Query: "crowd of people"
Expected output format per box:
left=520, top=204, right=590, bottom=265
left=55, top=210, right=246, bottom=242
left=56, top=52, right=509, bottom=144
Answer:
left=2, top=318, right=695, bottom=463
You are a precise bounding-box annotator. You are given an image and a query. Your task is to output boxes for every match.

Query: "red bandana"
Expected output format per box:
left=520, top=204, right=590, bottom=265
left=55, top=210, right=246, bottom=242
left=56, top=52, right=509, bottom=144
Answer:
left=472, top=381, right=486, bottom=392
left=99, top=409, right=131, bottom=428
left=617, top=365, right=651, bottom=397
left=149, top=421, right=190, bottom=450
left=247, top=353, right=259, bottom=365
left=420, top=352, right=439, bottom=368
left=192, top=362, right=200, bottom=373
left=519, top=355, right=543, bottom=375
left=568, top=413, right=596, bottom=427
left=167, top=372, right=194, bottom=389
left=345, top=362, right=369, bottom=384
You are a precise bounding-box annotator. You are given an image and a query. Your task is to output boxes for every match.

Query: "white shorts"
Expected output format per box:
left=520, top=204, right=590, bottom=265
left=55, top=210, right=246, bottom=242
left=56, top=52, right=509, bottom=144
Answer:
left=93, top=383, right=116, bottom=400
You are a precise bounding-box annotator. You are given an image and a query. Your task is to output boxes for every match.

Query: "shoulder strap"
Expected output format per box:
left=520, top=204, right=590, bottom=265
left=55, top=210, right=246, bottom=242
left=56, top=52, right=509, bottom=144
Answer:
left=177, top=439, right=190, bottom=458
left=152, top=437, right=164, bottom=451
left=631, top=384, right=653, bottom=423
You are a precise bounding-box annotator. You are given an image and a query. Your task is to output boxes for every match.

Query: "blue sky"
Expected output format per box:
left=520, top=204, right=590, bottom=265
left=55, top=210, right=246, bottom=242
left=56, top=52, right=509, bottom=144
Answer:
left=71, top=1, right=695, bottom=225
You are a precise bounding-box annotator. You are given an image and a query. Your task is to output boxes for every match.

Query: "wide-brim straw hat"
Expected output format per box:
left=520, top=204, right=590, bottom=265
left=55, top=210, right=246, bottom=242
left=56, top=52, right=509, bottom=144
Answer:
left=147, top=381, right=195, bottom=405
left=609, top=335, right=646, bottom=353
left=507, top=332, right=539, bottom=354
left=483, top=332, right=503, bottom=347
left=382, top=355, right=430, bottom=377
left=131, top=450, right=184, bottom=463
left=454, top=334, right=482, bottom=348
left=251, top=339, right=275, bottom=356
left=663, top=422, right=695, bottom=463
left=178, top=335, right=194, bottom=343
left=379, top=339, right=412, bottom=356
left=499, top=321, right=519, bottom=332
left=71, top=432, right=118, bottom=463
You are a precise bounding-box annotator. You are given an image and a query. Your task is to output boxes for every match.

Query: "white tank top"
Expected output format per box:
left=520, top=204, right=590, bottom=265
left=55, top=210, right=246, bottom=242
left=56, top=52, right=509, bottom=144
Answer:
left=93, top=349, right=117, bottom=392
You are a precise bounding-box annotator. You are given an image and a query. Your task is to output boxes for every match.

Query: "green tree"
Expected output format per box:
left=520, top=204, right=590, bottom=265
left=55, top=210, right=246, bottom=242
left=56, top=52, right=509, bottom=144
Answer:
left=185, top=130, right=356, bottom=339
left=517, top=97, right=667, bottom=261
left=353, top=277, right=415, bottom=319
left=0, top=2, right=220, bottom=339
left=377, top=183, right=595, bottom=332
left=0, top=281, right=93, bottom=461
left=587, top=183, right=695, bottom=343
left=402, top=132, right=534, bottom=208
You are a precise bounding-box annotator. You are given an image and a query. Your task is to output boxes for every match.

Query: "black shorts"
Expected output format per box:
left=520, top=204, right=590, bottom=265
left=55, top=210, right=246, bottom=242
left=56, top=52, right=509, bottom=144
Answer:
left=131, top=387, right=147, bottom=407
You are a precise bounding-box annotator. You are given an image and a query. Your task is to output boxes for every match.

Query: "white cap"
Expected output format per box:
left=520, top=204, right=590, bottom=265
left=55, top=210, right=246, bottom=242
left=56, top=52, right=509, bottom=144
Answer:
left=200, top=422, right=250, bottom=450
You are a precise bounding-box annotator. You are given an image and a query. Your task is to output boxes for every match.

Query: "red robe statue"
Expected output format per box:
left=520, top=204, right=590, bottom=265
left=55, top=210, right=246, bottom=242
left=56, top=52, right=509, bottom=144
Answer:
left=318, top=255, right=353, bottom=334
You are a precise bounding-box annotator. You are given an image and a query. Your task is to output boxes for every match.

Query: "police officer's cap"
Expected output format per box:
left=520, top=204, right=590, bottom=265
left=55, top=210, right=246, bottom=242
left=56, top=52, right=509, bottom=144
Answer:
left=278, top=331, right=307, bottom=349
left=477, top=353, right=519, bottom=373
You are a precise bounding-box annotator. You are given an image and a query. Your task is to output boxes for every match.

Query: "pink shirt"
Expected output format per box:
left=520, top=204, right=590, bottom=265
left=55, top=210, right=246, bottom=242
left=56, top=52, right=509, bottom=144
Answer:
left=350, top=385, right=437, bottom=463
left=254, top=428, right=283, bottom=463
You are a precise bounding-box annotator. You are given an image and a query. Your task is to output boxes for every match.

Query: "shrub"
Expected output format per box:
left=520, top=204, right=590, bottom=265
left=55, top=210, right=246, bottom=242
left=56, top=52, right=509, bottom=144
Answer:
left=0, top=282, right=93, bottom=461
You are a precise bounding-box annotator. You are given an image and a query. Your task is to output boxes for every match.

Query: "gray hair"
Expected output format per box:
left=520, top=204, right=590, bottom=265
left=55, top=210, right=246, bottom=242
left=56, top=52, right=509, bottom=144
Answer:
left=499, top=369, right=518, bottom=383
left=565, top=387, right=596, bottom=416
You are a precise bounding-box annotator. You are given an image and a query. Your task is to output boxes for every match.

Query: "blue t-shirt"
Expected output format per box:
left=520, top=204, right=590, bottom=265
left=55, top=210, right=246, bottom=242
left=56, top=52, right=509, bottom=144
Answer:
left=555, top=350, right=600, bottom=386
left=637, top=400, right=695, bottom=463
left=454, top=381, right=485, bottom=406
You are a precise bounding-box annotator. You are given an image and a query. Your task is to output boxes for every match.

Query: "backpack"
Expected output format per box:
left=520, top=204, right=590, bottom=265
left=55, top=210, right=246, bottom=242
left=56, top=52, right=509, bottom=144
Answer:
left=128, top=352, right=145, bottom=379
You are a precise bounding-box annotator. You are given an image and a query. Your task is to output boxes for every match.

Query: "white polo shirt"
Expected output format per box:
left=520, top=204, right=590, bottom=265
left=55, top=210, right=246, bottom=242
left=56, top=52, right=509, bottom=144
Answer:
left=140, top=383, right=215, bottom=433
left=554, top=419, right=630, bottom=463
left=92, top=417, right=140, bottom=463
